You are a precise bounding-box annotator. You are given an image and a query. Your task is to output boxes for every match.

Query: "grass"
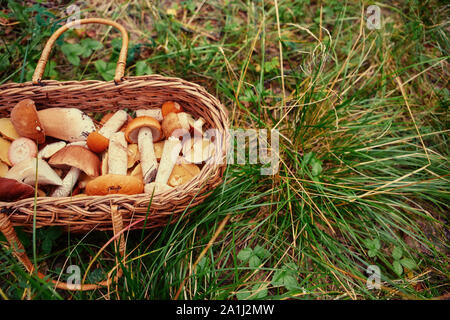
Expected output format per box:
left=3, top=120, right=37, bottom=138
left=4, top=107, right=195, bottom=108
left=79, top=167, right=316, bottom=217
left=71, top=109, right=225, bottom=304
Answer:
left=0, top=0, right=449, bottom=300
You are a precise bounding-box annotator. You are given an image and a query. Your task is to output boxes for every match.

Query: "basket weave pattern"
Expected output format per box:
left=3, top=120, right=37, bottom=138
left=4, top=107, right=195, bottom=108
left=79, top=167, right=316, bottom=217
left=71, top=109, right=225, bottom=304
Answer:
left=0, top=75, right=228, bottom=232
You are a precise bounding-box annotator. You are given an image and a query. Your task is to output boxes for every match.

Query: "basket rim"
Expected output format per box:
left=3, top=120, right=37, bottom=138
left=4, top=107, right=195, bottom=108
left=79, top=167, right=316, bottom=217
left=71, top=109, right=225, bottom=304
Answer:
left=0, top=74, right=230, bottom=215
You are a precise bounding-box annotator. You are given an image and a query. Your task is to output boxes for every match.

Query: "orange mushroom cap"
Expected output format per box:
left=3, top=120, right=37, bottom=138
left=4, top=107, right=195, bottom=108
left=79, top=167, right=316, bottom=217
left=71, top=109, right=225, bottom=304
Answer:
left=87, top=131, right=110, bottom=153
left=161, top=101, right=183, bottom=118
left=85, top=174, right=144, bottom=195
left=124, top=116, right=162, bottom=144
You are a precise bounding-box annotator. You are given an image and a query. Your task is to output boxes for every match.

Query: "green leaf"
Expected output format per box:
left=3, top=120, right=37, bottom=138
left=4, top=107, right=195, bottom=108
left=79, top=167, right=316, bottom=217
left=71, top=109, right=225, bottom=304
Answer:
left=237, top=247, right=253, bottom=262
left=41, top=237, right=52, bottom=255
left=249, top=255, right=261, bottom=268
left=303, top=152, right=314, bottom=165
left=135, top=60, right=152, bottom=76
left=284, top=262, right=299, bottom=272
left=111, top=38, right=123, bottom=51
left=61, top=43, right=84, bottom=56
left=94, top=60, right=107, bottom=72
left=253, top=245, right=270, bottom=259
left=66, top=53, right=80, bottom=66
left=252, top=284, right=268, bottom=299
left=393, top=260, right=403, bottom=276
left=94, top=60, right=116, bottom=81
left=400, top=258, right=416, bottom=270
left=271, top=269, right=286, bottom=286
left=284, top=275, right=299, bottom=291
left=368, top=249, right=377, bottom=257
left=80, top=38, right=103, bottom=58
left=311, top=158, right=323, bottom=176
left=392, top=246, right=403, bottom=260
left=373, top=239, right=381, bottom=250
left=236, top=289, right=251, bottom=300
left=87, top=268, right=104, bottom=283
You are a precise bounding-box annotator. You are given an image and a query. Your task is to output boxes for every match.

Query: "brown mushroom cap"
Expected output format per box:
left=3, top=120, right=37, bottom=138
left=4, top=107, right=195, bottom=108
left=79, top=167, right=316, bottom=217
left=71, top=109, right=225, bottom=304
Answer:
left=85, top=174, right=144, bottom=195
left=49, top=145, right=101, bottom=177
left=124, top=116, right=162, bottom=144
left=168, top=163, right=200, bottom=187
left=161, top=112, right=190, bottom=138
left=10, top=99, right=45, bottom=143
left=0, top=118, right=20, bottom=141
left=0, top=177, right=34, bottom=202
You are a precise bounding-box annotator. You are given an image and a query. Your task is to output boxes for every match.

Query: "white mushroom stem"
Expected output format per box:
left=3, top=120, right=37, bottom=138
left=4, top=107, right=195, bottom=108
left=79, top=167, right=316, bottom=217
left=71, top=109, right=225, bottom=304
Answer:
left=108, top=132, right=128, bottom=175
left=136, top=109, right=163, bottom=121
left=67, top=141, right=87, bottom=148
left=98, top=110, right=128, bottom=139
left=193, top=117, right=206, bottom=137
left=154, top=136, right=182, bottom=185
left=51, top=167, right=80, bottom=197
left=138, top=127, right=158, bottom=183
left=38, top=141, right=66, bottom=159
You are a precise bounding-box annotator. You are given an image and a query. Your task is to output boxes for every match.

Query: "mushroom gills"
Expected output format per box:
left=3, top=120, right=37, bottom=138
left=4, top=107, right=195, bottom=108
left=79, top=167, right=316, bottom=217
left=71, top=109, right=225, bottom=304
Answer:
left=4, top=158, right=63, bottom=186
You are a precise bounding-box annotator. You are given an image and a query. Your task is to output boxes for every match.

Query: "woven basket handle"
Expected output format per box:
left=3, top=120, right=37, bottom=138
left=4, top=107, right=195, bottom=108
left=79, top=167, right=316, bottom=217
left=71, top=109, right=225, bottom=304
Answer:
left=0, top=206, right=126, bottom=291
left=32, top=18, right=129, bottom=85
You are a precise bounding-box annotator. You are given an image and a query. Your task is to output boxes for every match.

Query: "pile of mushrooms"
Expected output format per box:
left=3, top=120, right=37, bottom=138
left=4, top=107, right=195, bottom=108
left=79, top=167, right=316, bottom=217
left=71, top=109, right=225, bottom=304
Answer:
left=0, top=99, right=213, bottom=202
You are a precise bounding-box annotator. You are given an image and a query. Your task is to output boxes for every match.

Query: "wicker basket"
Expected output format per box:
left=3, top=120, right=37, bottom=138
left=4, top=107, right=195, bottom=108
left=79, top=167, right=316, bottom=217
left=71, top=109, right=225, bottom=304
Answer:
left=0, top=18, right=228, bottom=290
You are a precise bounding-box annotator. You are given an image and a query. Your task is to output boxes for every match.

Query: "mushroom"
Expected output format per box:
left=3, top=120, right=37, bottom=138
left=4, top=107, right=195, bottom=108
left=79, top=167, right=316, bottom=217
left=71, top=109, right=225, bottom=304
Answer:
left=85, top=131, right=144, bottom=195
left=67, top=141, right=88, bottom=148
left=0, top=136, right=12, bottom=166
left=135, top=109, right=163, bottom=122
left=4, top=158, right=63, bottom=186
left=154, top=141, right=165, bottom=161
left=167, top=163, right=200, bottom=187
left=161, top=112, right=191, bottom=139
left=107, top=132, right=128, bottom=175
left=127, top=144, right=140, bottom=169
left=37, top=141, right=67, bottom=159
left=0, top=162, right=8, bottom=177
left=124, top=116, right=162, bottom=183
left=8, top=137, right=38, bottom=166
left=0, top=118, right=20, bottom=141
left=190, top=117, right=206, bottom=137
left=161, top=101, right=183, bottom=118
left=48, top=145, right=101, bottom=197
left=87, top=110, right=128, bottom=153
left=10, top=99, right=45, bottom=143
left=129, top=163, right=143, bottom=180
left=101, top=151, right=108, bottom=175
left=85, top=174, right=144, bottom=196
left=0, top=177, right=35, bottom=202
left=155, top=137, right=182, bottom=184
left=37, top=107, right=95, bottom=142
left=146, top=136, right=182, bottom=193
left=183, top=138, right=215, bottom=164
